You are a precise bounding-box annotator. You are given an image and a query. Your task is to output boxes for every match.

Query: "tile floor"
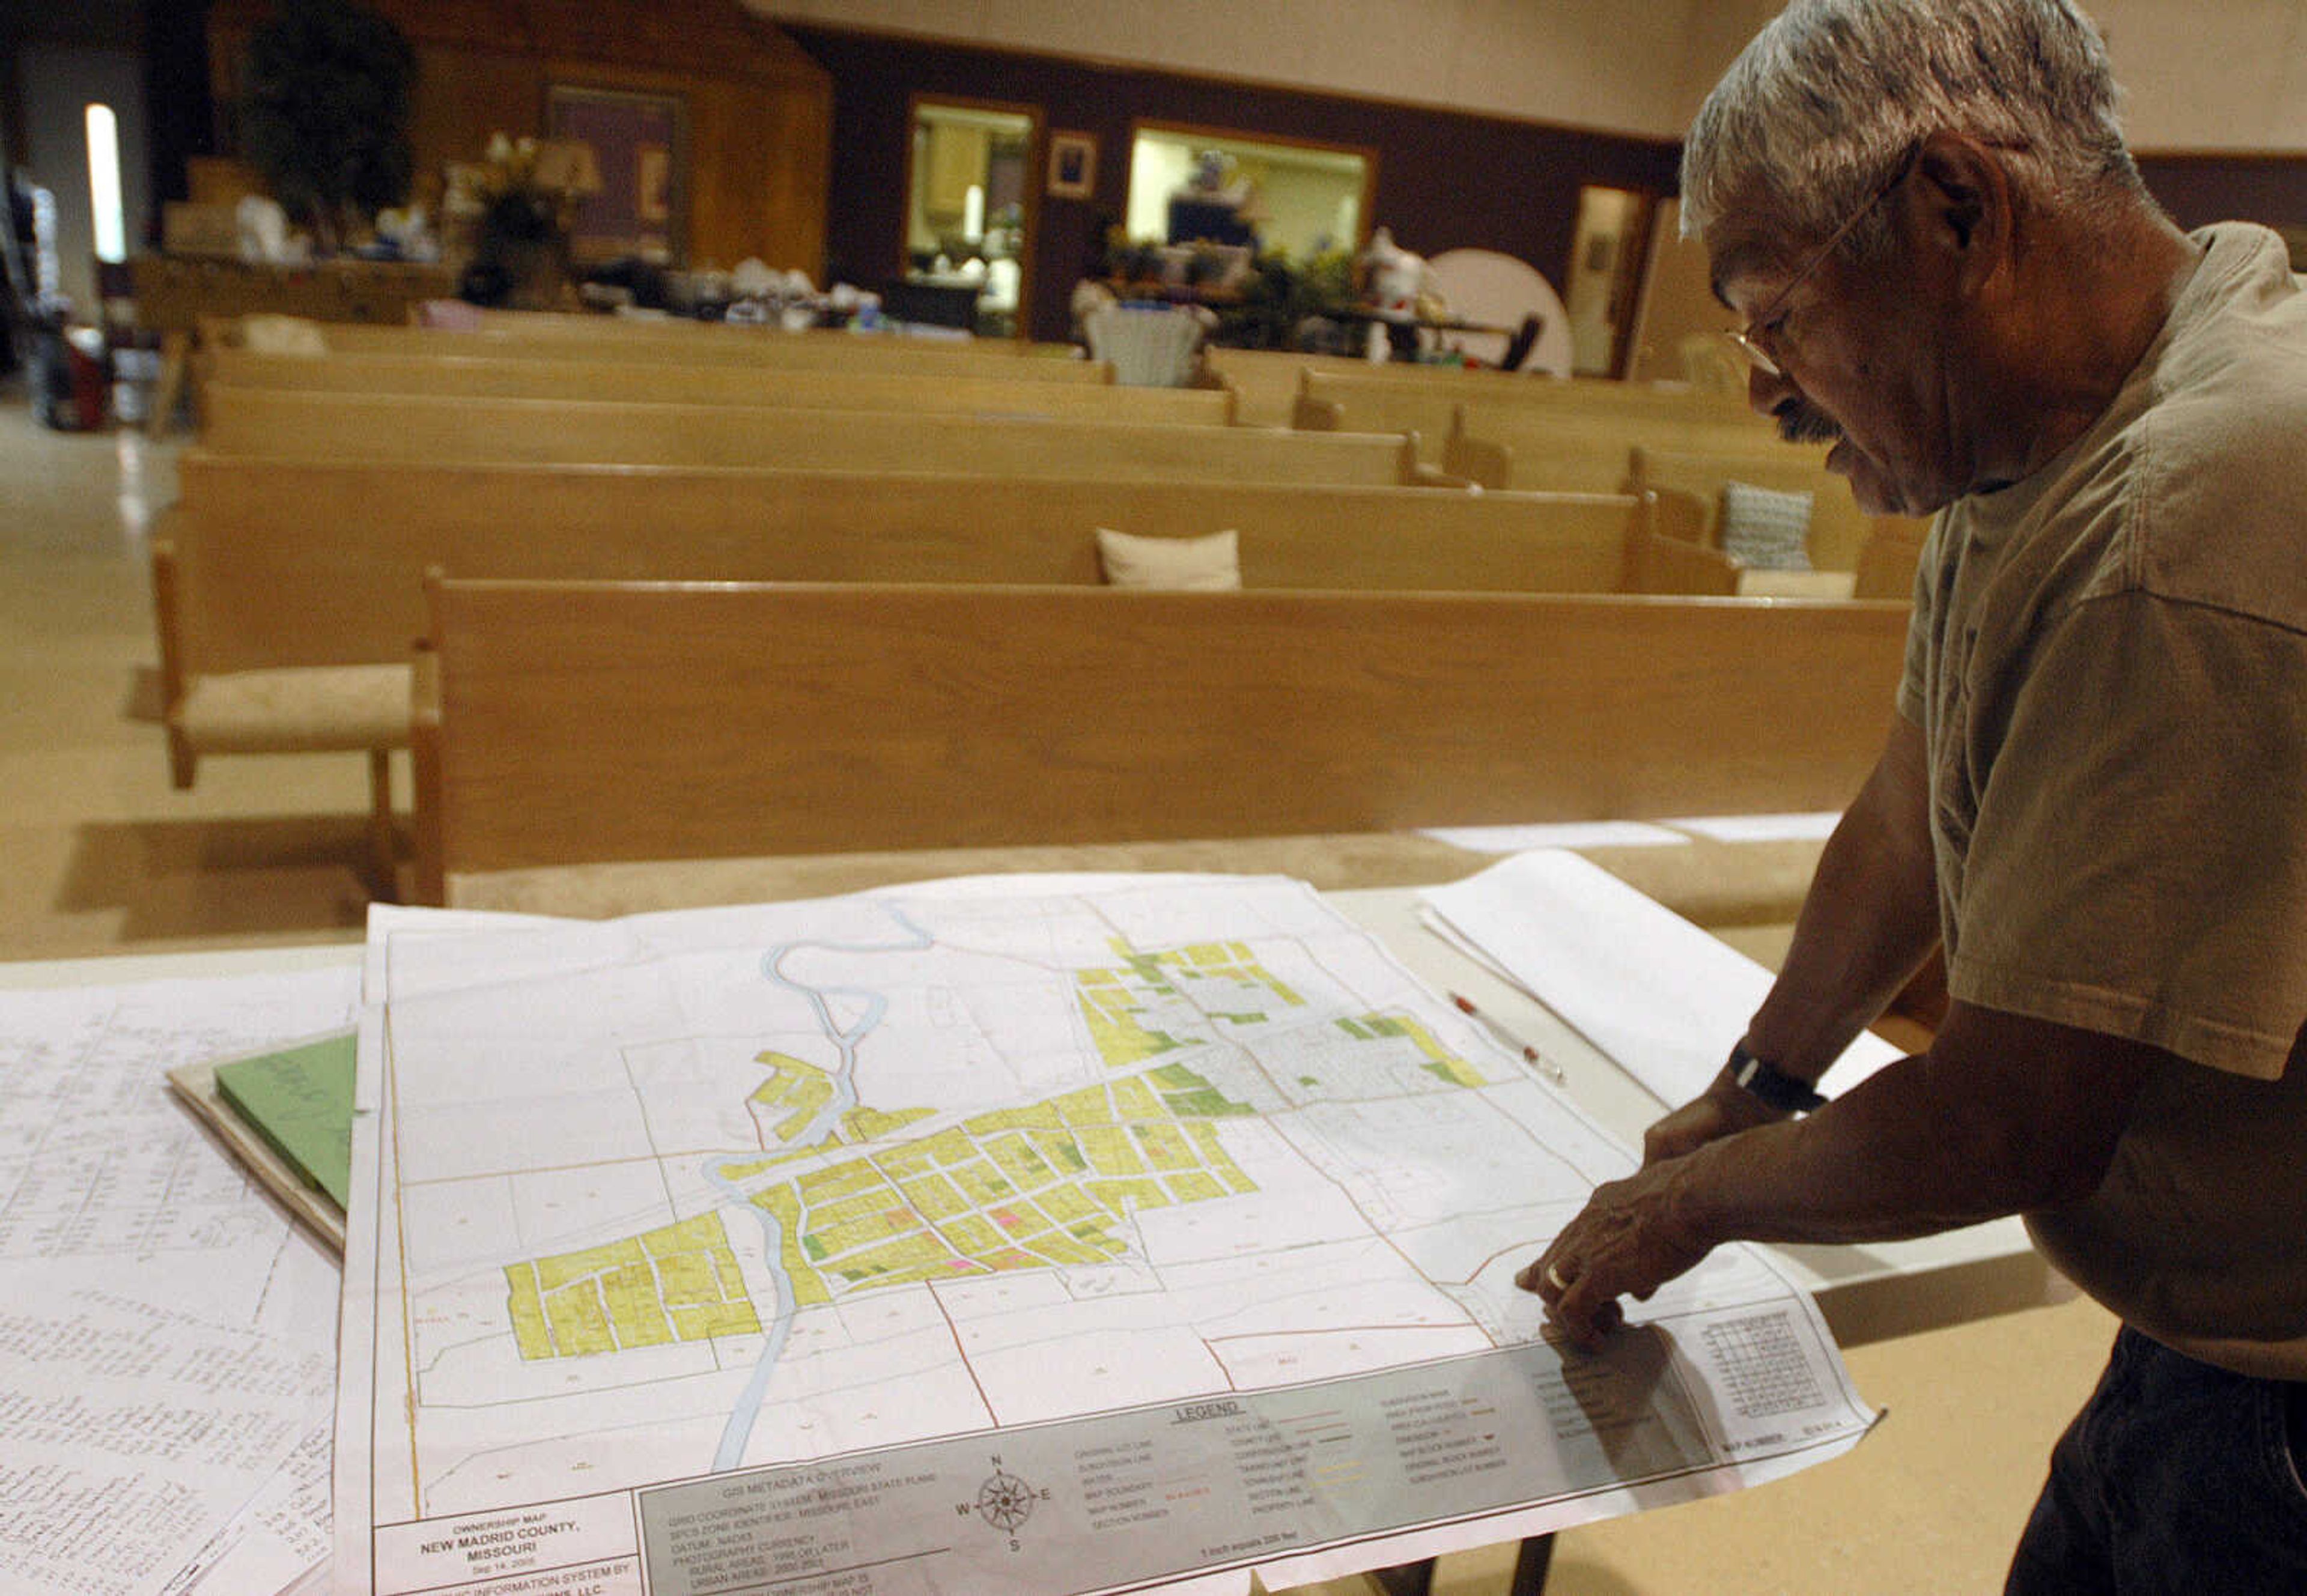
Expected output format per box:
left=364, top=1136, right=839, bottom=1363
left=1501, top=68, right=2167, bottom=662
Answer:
left=0, top=380, right=381, bottom=962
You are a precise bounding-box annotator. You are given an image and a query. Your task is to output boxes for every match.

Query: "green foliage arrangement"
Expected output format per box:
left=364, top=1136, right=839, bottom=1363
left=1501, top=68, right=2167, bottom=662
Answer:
left=239, top=0, right=418, bottom=253
left=1100, top=227, right=1361, bottom=350
left=1224, top=246, right=1356, bottom=350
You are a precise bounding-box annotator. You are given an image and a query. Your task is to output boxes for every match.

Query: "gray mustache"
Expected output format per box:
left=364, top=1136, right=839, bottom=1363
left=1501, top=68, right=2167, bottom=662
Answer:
left=1777, top=402, right=1843, bottom=445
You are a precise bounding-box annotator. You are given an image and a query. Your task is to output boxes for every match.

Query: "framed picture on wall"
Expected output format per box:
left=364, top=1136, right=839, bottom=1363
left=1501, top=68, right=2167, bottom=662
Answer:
left=546, top=84, right=688, bottom=264
left=1047, top=132, right=1097, bottom=199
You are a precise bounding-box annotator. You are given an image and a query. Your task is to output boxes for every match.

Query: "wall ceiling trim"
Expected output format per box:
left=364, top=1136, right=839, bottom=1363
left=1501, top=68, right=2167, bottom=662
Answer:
left=762, top=14, right=1682, bottom=153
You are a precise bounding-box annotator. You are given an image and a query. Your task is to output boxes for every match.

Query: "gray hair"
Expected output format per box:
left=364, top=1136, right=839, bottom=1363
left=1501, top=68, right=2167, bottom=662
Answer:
left=1682, top=0, right=2142, bottom=253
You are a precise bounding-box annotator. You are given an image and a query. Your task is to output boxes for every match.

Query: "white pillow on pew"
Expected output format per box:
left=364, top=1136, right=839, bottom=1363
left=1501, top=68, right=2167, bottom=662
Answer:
left=1095, top=527, right=1242, bottom=590
left=1719, top=481, right=1814, bottom=570
left=240, top=314, right=329, bottom=357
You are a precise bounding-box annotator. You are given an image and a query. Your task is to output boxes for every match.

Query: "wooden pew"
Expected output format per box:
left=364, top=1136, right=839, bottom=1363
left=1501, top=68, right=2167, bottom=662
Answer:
left=444, top=306, right=1090, bottom=365
left=412, top=580, right=1910, bottom=903
left=1628, top=445, right=1930, bottom=575
left=166, top=458, right=1712, bottom=630
left=153, top=460, right=1724, bottom=877
left=200, top=346, right=1239, bottom=425
left=1203, top=347, right=1391, bottom=428
left=1293, top=368, right=1763, bottom=463
left=197, top=387, right=1419, bottom=483
left=1444, top=401, right=1829, bottom=496
left=1852, top=516, right=1932, bottom=600
left=275, top=318, right=1110, bottom=381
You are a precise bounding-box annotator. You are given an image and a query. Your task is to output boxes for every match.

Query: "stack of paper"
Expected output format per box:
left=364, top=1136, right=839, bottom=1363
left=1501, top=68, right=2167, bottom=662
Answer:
left=169, top=1033, right=356, bottom=1255
left=1420, top=849, right=1901, bottom=1108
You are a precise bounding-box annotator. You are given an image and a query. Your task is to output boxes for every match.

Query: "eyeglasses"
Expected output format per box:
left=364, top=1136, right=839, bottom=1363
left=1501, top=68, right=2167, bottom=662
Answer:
left=1723, top=142, right=1921, bottom=380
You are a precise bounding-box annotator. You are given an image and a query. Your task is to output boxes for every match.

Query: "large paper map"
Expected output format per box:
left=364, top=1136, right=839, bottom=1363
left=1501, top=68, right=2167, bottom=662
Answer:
left=339, top=877, right=1873, bottom=1596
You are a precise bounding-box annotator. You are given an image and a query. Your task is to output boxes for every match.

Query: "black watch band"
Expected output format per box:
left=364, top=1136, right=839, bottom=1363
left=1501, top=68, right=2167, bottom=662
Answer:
left=1729, top=1043, right=1828, bottom=1114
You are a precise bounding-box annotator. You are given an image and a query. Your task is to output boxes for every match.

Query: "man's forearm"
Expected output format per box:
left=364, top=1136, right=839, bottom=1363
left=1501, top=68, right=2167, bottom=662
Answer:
left=1675, top=1055, right=2040, bottom=1246
left=1530, top=999, right=2159, bottom=1346
left=1673, top=1003, right=2159, bottom=1249
left=1745, top=714, right=1941, bottom=1079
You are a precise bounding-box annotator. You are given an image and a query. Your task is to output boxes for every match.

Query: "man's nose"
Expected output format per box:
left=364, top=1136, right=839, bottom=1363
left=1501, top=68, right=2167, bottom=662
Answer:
left=1746, top=363, right=1794, bottom=419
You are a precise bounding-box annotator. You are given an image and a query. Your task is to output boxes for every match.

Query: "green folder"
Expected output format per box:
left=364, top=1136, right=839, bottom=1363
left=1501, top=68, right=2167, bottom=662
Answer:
left=213, top=1031, right=357, bottom=1210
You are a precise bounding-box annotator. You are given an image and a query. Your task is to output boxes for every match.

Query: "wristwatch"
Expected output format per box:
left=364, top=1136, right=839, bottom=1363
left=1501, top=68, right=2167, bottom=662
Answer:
left=1728, top=1042, right=1828, bottom=1114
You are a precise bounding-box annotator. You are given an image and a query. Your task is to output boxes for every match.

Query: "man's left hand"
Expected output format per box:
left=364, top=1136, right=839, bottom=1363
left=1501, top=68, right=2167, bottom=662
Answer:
left=1517, top=1161, right=1716, bottom=1350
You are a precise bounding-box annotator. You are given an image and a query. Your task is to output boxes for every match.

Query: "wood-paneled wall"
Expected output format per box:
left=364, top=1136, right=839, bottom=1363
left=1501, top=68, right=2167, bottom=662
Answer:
left=203, top=0, right=830, bottom=275
left=782, top=24, right=1683, bottom=346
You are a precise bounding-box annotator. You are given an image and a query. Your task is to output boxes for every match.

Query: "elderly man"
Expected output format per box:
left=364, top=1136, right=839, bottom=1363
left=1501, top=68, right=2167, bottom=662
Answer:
left=1518, top=0, right=2307, bottom=1588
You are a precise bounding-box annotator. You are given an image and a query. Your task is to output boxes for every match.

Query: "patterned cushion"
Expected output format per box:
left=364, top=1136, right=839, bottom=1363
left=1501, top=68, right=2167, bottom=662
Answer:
left=1719, top=481, right=1814, bottom=570
left=1095, top=527, right=1242, bottom=590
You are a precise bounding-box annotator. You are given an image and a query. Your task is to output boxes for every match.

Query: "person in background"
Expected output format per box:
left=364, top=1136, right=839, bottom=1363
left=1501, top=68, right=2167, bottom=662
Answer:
left=1519, top=2, right=2307, bottom=1588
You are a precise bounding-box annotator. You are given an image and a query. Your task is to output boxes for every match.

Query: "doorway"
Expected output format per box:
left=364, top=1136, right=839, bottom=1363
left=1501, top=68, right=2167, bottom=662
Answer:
left=14, top=43, right=148, bottom=318
left=1564, top=185, right=1657, bottom=378
left=902, top=97, right=1039, bottom=338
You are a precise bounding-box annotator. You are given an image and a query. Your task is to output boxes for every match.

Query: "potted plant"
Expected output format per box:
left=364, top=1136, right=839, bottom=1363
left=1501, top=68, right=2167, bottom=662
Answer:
left=238, top=0, right=418, bottom=255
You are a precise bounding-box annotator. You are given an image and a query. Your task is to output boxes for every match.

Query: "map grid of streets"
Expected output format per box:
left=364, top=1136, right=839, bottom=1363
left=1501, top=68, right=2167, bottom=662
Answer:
left=339, top=878, right=1872, bottom=1596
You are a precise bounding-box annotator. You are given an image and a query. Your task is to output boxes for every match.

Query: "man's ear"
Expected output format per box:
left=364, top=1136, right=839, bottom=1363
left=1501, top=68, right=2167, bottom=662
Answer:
left=1901, top=129, right=2014, bottom=298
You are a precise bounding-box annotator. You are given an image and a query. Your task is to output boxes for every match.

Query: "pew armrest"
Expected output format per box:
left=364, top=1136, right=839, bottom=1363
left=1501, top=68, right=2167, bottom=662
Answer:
left=1442, top=433, right=1511, bottom=490
left=1628, top=532, right=1740, bottom=595
left=1292, top=395, right=1344, bottom=431
left=150, top=527, right=195, bottom=787
left=412, top=634, right=444, bottom=906
left=1647, top=486, right=1713, bottom=545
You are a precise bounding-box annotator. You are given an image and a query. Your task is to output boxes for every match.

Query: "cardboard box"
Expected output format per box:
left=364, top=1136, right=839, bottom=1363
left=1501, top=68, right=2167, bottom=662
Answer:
left=162, top=202, right=241, bottom=258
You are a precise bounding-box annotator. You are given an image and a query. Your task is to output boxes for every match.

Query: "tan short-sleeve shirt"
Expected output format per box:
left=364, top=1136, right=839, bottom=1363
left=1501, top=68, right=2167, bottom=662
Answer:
left=1897, top=224, right=2307, bottom=1377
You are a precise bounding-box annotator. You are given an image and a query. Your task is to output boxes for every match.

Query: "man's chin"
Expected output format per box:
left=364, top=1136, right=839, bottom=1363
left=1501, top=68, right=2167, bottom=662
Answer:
left=1827, top=439, right=1912, bottom=517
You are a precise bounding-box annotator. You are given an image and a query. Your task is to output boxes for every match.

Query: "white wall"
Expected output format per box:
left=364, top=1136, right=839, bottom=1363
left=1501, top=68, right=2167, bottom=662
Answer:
left=2088, top=0, right=2307, bottom=150
left=756, top=0, right=2307, bottom=153
left=15, top=43, right=149, bottom=316
left=756, top=0, right=1707, bottom=138
left=1671, top=1, right=2307, bottom=151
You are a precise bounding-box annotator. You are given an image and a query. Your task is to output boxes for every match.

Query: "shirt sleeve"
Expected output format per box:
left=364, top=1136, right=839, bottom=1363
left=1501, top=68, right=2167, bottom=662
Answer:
left=1947, top=589, right=2307, bottom=1079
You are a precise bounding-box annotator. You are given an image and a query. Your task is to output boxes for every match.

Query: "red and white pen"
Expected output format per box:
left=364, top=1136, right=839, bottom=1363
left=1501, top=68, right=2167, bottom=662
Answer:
left=1450, top=991, right=1567, bottom=1084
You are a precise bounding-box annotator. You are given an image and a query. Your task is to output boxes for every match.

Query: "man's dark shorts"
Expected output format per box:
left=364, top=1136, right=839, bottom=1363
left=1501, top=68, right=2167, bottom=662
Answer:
left=2007, top=1324, right=2307, bottom=1594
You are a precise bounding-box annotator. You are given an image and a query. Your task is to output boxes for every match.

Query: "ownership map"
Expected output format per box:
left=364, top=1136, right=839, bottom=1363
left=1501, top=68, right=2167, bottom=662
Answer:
left=337, top=876, right=1873, bottom=1596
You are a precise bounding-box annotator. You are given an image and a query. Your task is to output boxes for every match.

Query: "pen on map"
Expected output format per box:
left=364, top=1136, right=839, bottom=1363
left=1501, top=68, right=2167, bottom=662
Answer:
left=1450, top=992, right=1567, bottom=1085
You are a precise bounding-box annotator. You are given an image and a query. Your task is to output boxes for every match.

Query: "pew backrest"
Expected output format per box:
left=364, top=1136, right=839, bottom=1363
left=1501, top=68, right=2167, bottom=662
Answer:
left=197, top=387, right=1417, bottom=484
left=450, top=307, right=1087, bottom=362
left=415, top=579, right=1911, bottom=899
left=1444, top=402, right=1822, bottom=496
left=1629, top=445, right=1929, bottom=573
left=1294, top=368, right=1760, bottom=464
left=1852, top=516, right=1932, bottom=600
left=201, top=347, right=1236, bottom=424
left=163, top=456, right=1692, bottom=678
left=275, top=317, right=1110, bottom=380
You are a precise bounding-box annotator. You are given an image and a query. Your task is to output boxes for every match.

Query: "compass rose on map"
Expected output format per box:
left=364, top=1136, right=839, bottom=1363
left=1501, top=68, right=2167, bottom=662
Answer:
left=975, top=1468, right=1039, bottom=1534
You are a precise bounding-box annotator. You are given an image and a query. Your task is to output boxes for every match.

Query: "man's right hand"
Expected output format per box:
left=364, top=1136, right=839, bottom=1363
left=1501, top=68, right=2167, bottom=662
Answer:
left=1641, top=1063, right=1790, bottom=1165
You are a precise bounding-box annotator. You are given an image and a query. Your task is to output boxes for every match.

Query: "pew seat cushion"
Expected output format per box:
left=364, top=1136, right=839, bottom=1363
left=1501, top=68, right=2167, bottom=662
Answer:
left=1096, top=527, right=1242, bottom=590
left=1720, top=481, right=1814, bottom=570
left=175, top=664, right=412, bottom=753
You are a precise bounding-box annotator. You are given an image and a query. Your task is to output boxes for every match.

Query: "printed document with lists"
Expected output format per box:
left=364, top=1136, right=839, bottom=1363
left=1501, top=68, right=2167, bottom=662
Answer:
left=336, top=876, right=1876, bottom=1596
left=0, top=966, right=356, bottom=1596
